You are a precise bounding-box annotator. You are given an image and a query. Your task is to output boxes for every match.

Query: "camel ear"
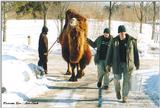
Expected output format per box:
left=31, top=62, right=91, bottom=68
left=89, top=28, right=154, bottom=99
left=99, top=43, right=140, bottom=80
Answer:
left=70, top=17, right=78, bottom=27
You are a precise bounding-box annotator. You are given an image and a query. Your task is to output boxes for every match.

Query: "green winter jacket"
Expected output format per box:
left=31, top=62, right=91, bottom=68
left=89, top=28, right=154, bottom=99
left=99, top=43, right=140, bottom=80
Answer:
left=87, top=35, right=112, bottom=64
left=106, top=34, right=139, bottom=74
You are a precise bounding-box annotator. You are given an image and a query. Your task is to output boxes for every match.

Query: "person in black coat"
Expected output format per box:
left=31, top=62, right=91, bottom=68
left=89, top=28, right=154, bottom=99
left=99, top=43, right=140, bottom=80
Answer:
left=87, top=28, right=112, bottom=90
left=38, top=26, right=48, bottom=74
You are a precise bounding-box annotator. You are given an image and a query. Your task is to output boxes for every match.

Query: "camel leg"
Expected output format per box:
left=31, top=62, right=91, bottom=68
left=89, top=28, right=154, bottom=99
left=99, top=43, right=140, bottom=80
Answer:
left=65, top=62, right=71, bottom=75
left=76, top=63, right=84, bottom=78
left=69, top=63, right=77, bottom=81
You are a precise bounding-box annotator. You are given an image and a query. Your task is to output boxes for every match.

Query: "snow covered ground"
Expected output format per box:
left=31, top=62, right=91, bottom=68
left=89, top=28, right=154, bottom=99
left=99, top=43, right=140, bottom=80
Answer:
left=2, top=43, right=50, bottom=105
left=143, top=71, right=160, bottom=106
left=2, top=19, right=160, bottom=107
left=131, top=69, right=160, bottom=106
left=5, top=19, right=153, bottom=50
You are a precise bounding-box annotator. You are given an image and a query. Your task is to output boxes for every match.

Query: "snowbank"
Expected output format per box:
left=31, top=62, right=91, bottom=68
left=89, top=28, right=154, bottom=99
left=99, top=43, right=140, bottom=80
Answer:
left=2, top=55, right=49, bottom=103
left=144, top=75, right=160, bottom=106
left=2, top=42, right=36, bottom=60
left=131, top=69, right=160, bottom=106
left=2, top=43, right=49, bottom=104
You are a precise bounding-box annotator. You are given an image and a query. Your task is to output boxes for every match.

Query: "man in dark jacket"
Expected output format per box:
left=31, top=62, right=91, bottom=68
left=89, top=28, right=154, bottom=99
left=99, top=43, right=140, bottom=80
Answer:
left=106, top=25, right=139, bottom=102
left=38, top=26, right=48, bottom=74
left=87, top=28, right=112, bottom=90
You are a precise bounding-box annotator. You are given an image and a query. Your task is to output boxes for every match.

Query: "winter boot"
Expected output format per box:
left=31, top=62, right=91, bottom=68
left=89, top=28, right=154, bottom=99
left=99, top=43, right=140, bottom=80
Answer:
left=116, top=91, right=121, bottom=100
left=45, top=70, right=48, bottom=74
left=122, top=96, right=127, bottom=103
left=102, top=85, right=109, bottom=90
left=97, top=81, right=102, bottom=88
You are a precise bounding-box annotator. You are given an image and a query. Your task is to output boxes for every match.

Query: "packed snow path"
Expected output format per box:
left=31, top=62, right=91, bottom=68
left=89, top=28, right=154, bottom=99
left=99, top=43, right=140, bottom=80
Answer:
left=6, top=54, right=159, bottom=108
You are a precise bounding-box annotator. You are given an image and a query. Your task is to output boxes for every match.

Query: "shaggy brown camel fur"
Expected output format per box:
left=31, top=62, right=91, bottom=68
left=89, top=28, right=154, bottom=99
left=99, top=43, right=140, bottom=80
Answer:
left=59, top=9, right=92, bottom=81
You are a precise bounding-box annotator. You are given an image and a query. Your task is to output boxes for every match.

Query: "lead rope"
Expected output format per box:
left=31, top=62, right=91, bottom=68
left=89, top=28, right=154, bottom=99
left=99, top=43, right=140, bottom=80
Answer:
left=48, top=38, right=59, bottom=54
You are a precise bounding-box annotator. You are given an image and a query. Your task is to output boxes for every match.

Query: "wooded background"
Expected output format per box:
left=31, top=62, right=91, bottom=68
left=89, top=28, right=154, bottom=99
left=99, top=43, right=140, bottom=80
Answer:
left=1, top=1, right=160, bottom=42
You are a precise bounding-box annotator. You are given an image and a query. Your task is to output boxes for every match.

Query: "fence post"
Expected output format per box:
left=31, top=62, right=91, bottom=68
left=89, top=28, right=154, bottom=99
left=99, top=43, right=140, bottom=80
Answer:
left=27, top=35, right=31, bottom=46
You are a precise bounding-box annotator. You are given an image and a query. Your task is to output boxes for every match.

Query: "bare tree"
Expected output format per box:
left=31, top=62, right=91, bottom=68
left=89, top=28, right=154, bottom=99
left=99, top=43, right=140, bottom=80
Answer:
left=54, top=2, right=70, bottom=36
left=134, top=2, right=150, bottom=33
left=152, top=1, right=156, bottom=40
left=134, top=2, right=143, bottom=33
left=104, top=2, right=116, bottom=33
left=41, top=2, right=50, bottom=26
left=109, top=1, right=116, bottom=31
left=2, top=2, right=7, bottom=42
left=2, top=1, right=15, bottom=42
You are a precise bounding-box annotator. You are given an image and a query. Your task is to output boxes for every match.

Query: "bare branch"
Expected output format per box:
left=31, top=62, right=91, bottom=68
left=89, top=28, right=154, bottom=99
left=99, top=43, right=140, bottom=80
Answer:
left=134, top=2, right=141, bottom=21
left=111, top=2, right=116, bottom=10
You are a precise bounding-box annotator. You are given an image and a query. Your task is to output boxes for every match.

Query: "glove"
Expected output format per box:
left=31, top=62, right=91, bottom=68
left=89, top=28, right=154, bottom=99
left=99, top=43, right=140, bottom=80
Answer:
left=106, top=65, right=111, bottom=72
left=44, top=53, right=48, bottom=55
left=57, top=37, right=60, bottom=43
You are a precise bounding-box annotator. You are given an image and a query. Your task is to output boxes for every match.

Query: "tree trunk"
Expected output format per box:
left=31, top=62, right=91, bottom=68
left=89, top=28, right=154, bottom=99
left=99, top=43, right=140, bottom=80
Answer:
left=140, top=1, right=144, bottom=33
left=108, top=1, right=112, bottom=32
left=60, top=17, right=63, bottom=34
left=152, top=1, right=156, bottom=40
left=2, top=2, right=7, bottom=42
left=140, top=18, right=142, bottom=33
left=44, top=12, right=47, bottom=26
left=42, top=2, right=48, bottom=27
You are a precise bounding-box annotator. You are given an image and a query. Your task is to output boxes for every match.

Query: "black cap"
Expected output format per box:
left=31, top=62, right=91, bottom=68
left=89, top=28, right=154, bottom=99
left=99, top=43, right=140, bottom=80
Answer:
left=103, top=28, right=110, bottom=33
left=42, top=26, right=48, bottom=34
left=118, top=25, right=126, bottom=33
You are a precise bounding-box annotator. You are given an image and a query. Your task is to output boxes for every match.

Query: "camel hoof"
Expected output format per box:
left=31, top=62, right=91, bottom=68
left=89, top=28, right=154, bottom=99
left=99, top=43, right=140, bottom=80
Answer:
left=64, top=71, right=71, bottom=75
left=76, top=70, right=85, bottom=79
left=69, top=76, right=77, bottom=82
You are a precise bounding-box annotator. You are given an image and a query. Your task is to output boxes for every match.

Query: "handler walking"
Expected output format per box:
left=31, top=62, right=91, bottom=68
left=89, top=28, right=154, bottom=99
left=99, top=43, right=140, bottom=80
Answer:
left=106, top=25, right=139, bottom=102
left=38, top=26, right=48, bottom=74
left=87, top=28, right=112, bottom=89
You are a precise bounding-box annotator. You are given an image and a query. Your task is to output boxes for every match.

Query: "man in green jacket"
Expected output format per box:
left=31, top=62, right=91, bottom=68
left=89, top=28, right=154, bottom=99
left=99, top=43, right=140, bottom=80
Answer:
left=87, top=28, right=112, bottom=90
left=106, top=25, right=139, bottom=102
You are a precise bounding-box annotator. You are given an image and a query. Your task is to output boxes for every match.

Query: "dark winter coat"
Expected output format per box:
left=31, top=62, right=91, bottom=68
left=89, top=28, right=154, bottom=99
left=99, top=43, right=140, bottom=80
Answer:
left=106, top=33, right=140, bottom=74
left=87, top=35, right=112, bottom=64
left=38, top=33, right=48, bottom=55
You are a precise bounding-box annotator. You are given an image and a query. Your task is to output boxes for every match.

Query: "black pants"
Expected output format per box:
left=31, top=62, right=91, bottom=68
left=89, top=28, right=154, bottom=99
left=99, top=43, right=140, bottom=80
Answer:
left=38, top=55, right=48, bottom=72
